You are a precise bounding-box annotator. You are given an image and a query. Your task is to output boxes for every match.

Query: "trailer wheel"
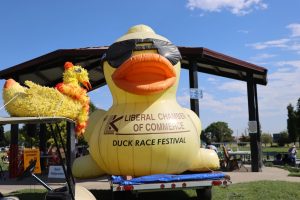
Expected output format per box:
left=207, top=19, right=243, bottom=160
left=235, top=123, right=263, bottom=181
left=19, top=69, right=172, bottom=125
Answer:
left=196, top=187, right=212, bottom=200
left=113, top=191, right=132, bottom=200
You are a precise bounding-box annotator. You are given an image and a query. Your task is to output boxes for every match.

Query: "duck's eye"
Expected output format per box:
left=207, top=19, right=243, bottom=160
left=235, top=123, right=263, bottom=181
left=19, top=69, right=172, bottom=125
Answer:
left=74, top=68, right=82, bottom=73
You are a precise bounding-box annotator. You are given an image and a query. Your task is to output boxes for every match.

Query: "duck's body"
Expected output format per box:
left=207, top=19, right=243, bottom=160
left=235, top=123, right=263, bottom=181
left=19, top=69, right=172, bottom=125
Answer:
left=2, top=62, right=92, bottom=135
left=72, top=25, right=219, bottom=178
left=88, top=100, right=206, bottom=176
left=3, top=79, right=82, bottom=118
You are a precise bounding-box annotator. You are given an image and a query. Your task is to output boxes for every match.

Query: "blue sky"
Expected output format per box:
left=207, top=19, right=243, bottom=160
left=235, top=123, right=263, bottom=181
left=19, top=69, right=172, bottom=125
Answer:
left=0, top=0, right=299, bottom=135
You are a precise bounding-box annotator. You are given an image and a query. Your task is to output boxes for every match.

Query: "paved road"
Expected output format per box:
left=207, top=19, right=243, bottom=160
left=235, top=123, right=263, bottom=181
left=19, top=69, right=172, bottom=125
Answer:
left=1, top=167, right=299, bottom=194
left=227, top=165, right=300, bottom=184
left=0, top=175, right=111, bottom=194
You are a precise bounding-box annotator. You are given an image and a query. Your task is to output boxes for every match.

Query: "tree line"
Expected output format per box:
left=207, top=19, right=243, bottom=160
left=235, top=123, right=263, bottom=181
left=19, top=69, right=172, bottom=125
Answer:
left=200, top=121, right=234, bottom=143
left=287, top=98, right=300, bottom=145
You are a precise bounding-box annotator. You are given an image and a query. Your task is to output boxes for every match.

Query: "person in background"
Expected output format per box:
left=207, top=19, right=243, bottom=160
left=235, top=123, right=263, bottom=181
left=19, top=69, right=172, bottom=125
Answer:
left=47, top=144, right=60, bottom=165
left=288, top=145, right=297, bottom=165
left=206, top=141, right=218, bottom=153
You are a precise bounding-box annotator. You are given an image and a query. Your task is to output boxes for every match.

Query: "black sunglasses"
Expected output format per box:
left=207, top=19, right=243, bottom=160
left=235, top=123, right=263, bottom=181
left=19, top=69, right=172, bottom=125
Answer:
left=102, top=38, right=182, bottom=68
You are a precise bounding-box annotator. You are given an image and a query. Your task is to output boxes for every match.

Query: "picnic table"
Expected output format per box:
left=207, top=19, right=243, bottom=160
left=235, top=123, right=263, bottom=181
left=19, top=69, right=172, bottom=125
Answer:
left=228, top=151, right=251, bottom=162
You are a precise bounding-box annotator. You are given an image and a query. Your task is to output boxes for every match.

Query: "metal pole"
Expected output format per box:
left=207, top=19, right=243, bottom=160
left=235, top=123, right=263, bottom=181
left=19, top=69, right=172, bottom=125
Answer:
left=31, top=173, right=53, bottom=191
left=66, top=122, right=76, bottom=187
left=49, top=124, right=75, bottom=200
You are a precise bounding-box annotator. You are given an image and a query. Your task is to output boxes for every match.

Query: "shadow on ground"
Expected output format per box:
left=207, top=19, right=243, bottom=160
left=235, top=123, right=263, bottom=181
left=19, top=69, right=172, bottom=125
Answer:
left=5, top=189, right=197, bottom=200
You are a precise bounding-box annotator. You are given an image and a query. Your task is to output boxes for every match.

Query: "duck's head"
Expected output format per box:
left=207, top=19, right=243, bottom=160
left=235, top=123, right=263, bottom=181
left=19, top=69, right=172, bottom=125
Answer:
left=102, top=25, right=181, bottom=101
left=63, top=62, right=92, bottom=90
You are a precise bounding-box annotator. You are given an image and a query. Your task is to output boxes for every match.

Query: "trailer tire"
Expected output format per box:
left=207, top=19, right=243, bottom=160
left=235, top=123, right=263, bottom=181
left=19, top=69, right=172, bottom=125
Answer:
left=196, top=187, right=212, bottom=200
left=113, top=191, right=132, bottom=200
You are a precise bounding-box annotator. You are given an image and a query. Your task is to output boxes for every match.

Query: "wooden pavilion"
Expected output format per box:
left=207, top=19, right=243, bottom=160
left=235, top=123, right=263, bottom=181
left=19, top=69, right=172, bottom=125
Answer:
left=0, top=45, right=267, bottom=176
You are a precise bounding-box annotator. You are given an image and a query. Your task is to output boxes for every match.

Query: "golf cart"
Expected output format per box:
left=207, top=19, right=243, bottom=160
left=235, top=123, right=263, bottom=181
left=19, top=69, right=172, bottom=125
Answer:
left=0, top=117, right=96, bottom=200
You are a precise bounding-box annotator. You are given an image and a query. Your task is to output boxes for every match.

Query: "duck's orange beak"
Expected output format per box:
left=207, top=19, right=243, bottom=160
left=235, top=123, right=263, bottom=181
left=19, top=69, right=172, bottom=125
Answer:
left=82, top=81, right=92, bottom=91
left=112, top=54, right=176, bottom=95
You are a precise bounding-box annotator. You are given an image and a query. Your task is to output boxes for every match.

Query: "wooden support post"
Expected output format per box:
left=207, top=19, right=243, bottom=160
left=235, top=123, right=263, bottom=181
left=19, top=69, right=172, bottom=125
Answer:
left=254, top=84, right=263, bottom=169
left=247, top=74, right=262, bottom=172
left=189, top=59, right=200, bottom=117
left=9, top=124, right=19, bottom=178
left=39, top=124, right=47, bottom=171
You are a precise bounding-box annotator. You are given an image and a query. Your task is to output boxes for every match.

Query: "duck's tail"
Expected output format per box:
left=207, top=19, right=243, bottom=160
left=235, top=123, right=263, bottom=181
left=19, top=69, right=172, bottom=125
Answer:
left=4, top=79, right=17, bottom=89
left=2, top=78, right=26, bottom=104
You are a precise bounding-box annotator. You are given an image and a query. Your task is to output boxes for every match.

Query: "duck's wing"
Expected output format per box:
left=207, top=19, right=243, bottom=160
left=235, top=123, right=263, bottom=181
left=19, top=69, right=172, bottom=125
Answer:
left=25, top=80, right=62, bottom=98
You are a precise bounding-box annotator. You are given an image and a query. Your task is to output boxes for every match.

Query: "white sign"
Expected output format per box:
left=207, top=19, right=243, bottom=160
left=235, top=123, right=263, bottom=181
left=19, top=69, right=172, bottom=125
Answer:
left=190, top=88, right=203, bottom=99
left=48, top=165, right=65, bottom=179
left=248, top=121, right=257, bottom=133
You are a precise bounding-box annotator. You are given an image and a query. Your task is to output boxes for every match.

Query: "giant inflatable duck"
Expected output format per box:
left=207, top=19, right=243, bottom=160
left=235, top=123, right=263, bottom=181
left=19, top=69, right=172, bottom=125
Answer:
left=2, top=62, right=91, bottom=135
left=72, top=25, right=219, bottom=178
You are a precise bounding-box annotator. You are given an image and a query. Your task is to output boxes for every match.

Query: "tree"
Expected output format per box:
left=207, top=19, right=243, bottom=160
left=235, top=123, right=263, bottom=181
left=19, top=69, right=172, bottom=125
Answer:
left=239, top=134, right=250, bottom=143
left=286, top=98, right=300, bottom=146
left=261, top=133, right=272, bottom=147
left=296, top=98, right=300, bottom=145
left=0, top=128, right=10, bottom=147
left=89, top=101, right=98, bottom=114
left=277, top=131, right=290, bottom=147
left=200, top=130, right=209, bottom=143
left=203, top=121, right=234, bottom=143
left=287, top=104, right=297, bottom=144
left=46, top=122, right=67, bottom=147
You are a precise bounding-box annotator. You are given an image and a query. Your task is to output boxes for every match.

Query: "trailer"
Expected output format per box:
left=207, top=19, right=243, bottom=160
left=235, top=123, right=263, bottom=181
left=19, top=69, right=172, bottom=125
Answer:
left=110, top=172, right=231, bottom=200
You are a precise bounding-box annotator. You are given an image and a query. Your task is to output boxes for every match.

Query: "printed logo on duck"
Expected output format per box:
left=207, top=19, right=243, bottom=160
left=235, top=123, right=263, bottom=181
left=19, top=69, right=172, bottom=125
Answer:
left=104, top=115, right=124, bottom=134
left=104, top=113, right=190, bottom=135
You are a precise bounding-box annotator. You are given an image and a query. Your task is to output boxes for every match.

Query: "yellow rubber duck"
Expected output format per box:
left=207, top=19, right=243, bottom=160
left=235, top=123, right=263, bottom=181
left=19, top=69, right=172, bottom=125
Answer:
left=72, top=25, right=219, bottom=178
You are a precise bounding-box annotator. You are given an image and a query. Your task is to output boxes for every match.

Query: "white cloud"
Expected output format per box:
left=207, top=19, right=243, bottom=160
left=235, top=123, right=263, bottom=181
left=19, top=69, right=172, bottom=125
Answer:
left=276, top=67, right=292, bottom=72
left=207, top=77, right=218, bottom=84
left=177, top=87, right=244, bottom=112
left=238, top=30, right=249, bottom=34
left=287, top=23, right=300, bottom=37
left=177, top=88, right=191, bottom=107
left=176, top=60, right=300, bottom=133
left=257, top=60, right=300, bottom=131
left=218, top=81, right=247, bottom=94
left=250, top=53, right=276, bottom=61
left=277, top=60, right=300, bottom=70
left=247, top=24, right=300, bottom=53
left=207, top=77, right=216, bottom=81
left=199, top=93, right=246, bottom=114
left=247, top=38, right=290, bottom=50
left=289, top=42, right=300, bottom=52
left=186, top=0, right=267, bottom=16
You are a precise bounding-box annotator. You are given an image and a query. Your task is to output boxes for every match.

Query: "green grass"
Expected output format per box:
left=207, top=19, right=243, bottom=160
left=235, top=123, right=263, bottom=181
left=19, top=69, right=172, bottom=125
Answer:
left=212, top=181, right=300, bottom=200
left=262, top=147, right=290, bottom=153
left=231, top=146, right=289, bottom=153
left=273, top=165, right=300, bottom=177
left=4, top=181, right=300, bottom=200
left=226, top=146, right=300, bottom=159
left=288, top=173, right=300, bottom=177
left=4, top=189, right=47, bottom=199
left=0, top=152, right=9, bottom=171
